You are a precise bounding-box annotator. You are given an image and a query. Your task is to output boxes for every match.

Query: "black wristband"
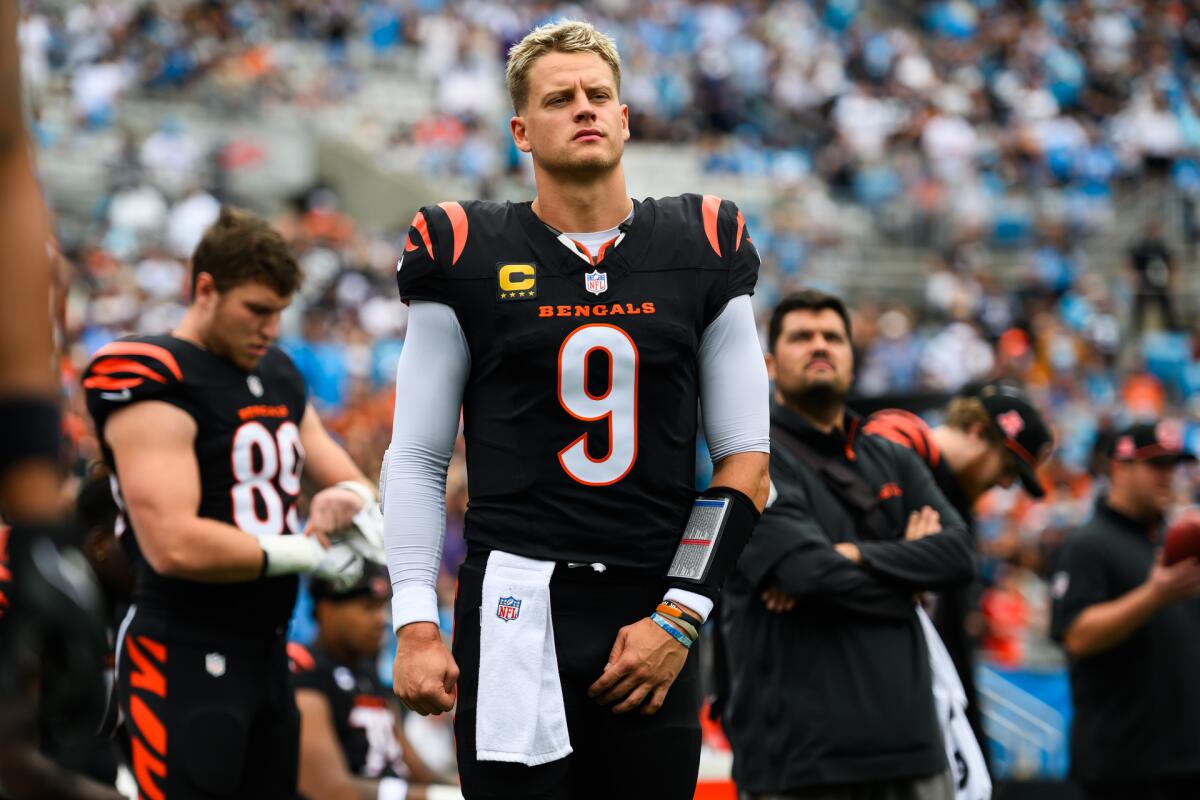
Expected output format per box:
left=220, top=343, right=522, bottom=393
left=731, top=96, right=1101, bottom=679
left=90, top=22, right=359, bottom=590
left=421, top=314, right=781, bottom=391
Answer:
left=0, top=397, right=61, bottom=479
left=666, top=485, right=761, bottom=601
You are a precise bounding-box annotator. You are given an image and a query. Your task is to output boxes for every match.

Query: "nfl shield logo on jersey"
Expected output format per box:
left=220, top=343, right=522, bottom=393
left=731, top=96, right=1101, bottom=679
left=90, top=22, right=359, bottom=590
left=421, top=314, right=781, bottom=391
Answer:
left=205, top=652, right=226, bottom=678
left=247, top=375, right=264, bottom=397
left=496, top=596, right=521, bottom=622
left=584, top=270, right=608, bottom=295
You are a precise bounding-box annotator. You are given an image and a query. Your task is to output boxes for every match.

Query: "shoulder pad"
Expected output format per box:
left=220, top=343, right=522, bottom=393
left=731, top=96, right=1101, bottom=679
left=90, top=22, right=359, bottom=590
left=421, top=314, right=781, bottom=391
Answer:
left=83, top=337, right=186, bottom=413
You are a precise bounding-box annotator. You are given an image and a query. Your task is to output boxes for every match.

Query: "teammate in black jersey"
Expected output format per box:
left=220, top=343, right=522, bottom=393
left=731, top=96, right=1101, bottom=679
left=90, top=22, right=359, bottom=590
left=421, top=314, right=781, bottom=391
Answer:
left=291, top=563, right=439, bottom=800
left=82, top=208, right=378, bottom=800
left=384, top=20, right=771, bottom=799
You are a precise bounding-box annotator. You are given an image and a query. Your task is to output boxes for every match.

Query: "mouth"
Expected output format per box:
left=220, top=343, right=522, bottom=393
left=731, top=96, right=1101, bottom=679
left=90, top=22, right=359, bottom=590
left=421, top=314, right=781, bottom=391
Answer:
left=573, top=128, right=604, bottom=142
left=806, top=359, right=834, bottom=371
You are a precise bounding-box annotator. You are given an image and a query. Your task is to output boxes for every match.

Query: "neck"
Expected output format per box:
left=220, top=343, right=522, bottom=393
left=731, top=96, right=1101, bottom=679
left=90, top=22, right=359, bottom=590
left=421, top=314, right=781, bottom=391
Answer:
left=1106, top=489, right=1154, bottom=522
left=931, top=426, right=979, bottom=503
left=777, top=389, right=844, bottom=434
left=530, top=163, right=631, bottom=233
left=173, top=307, right=208, bottom=349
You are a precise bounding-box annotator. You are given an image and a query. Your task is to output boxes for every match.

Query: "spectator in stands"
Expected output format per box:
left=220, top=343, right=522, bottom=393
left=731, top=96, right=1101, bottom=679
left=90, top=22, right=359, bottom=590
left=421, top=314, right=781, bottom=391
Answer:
left=719, top=289, right=973, bottom=799
left=290, top=563, right=441, bottom=800
left=1050, top=422, right=1200, bottom=800
left=1127, top=220, right=1179, bottom=333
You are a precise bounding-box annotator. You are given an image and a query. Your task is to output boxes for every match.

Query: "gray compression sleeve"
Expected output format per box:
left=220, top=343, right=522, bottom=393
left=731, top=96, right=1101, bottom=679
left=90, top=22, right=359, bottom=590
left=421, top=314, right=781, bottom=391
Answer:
left=698, top=294, right=771, bottom=461
left=383, top=301, right=470, bottom=631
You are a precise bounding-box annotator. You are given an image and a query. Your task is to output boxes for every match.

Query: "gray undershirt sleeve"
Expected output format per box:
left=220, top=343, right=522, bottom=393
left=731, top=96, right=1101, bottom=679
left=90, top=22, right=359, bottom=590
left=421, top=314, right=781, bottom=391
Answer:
left=698, top=294, right=771, bottom=461
left=383, top=300, right=470, bottom=631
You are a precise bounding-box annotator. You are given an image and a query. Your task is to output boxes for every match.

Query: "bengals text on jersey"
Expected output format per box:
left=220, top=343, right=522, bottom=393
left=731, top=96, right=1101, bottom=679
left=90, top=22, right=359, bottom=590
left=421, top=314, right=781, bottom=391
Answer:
left=397, top=194, right=759, bottom=572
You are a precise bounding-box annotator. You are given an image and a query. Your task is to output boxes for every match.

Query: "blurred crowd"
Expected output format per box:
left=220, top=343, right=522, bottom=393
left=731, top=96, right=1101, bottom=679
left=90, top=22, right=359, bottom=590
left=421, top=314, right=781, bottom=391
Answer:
left=21, top=0, right=1200, bottom=682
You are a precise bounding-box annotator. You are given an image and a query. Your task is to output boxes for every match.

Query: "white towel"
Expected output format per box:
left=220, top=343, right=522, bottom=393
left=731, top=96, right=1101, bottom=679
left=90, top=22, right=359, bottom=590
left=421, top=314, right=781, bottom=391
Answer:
left=476, top=551, right=572, bottom=765
left=917, top=606, right=992, bottom=800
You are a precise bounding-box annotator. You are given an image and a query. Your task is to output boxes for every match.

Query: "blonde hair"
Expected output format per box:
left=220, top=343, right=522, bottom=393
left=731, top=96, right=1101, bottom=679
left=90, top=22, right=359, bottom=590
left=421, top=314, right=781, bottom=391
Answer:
left=944, top=397, right=1002, bottom=441
left=505, top=20, right=621, bottom=113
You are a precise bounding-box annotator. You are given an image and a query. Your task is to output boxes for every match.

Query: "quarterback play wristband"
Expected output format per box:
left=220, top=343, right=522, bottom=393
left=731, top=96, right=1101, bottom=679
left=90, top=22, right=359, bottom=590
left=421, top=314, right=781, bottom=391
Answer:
left=666, top=486, right=760, bottom=601
left=651, top=612, right=693, bottom=648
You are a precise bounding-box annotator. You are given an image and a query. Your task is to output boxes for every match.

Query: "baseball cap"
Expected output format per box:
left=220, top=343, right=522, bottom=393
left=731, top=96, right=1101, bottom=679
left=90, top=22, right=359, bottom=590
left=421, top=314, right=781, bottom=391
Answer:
left=309, top=561, right=391, bottom=604
left=1110, top=421, right=1197, bottom=466
left=973, top=382, right=1054, bottom=498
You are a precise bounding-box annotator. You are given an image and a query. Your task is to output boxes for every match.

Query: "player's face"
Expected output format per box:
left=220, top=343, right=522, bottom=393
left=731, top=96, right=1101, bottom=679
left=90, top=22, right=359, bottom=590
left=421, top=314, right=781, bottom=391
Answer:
left=767, top=309, right=854, bottom=405
left=511, top=51, right=629, bottom=178
left=207, top=281, right=292, bottom=371
left=330, top=596, right=389, bottom=659
left=957, top=429, right=1019, bottom=502
left=1121, top=460, right=1176, bottom=517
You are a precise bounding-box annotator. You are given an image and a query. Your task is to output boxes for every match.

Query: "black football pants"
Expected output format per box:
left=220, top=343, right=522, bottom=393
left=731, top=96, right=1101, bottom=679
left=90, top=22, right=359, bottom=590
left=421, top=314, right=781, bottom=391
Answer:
left=116, top=608, right=299, bottom=799
left=453, top=548, right=703, bottom=800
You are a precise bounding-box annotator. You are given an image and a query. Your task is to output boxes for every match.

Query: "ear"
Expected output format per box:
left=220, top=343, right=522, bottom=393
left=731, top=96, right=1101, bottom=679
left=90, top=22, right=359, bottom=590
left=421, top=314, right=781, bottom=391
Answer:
left=765, top=351, right=777, bottom=382
left=620, top=103, right=630, bottom=142
left=192, top=271, right=218, bottom=306
left=510, top=115, right=532, bottom=154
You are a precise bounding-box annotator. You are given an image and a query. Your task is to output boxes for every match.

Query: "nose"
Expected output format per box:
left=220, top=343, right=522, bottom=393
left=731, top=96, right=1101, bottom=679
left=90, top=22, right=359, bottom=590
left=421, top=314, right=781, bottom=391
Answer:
left=261, top=311, right=281, bottom=341
left=571, top=89, right=597, bottom=122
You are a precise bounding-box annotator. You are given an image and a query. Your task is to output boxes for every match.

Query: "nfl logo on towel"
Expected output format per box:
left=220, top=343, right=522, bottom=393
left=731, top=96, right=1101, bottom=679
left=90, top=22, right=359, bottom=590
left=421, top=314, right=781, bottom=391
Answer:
left=496, top=596, right=521, bottom=622
left=584, top=270, right=607, bottom=295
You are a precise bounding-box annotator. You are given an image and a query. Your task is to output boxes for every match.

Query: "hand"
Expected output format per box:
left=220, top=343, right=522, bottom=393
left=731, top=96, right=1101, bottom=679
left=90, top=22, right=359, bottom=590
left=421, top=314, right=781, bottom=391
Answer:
left=393, top=622, right=459, bottom=716
left=305, top=486, right=366, bottom=546
left=587, top=617, right=688, bottom=715
left=761, top=586, right=795, bottom=613
left=1147, top=551, right=1200, bottom=607
left=905, top=506, right=942, bottom=541
left=834, top=542, right=862, bottom=563
left=310, top=539, right=363, bottom=591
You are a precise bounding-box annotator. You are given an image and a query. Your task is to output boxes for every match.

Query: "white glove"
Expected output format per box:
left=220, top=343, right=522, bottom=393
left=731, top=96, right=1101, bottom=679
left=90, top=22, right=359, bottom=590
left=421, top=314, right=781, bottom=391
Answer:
left=332, top=480, right=385, bottom=564
left=260, top=535, right=364, bottom=591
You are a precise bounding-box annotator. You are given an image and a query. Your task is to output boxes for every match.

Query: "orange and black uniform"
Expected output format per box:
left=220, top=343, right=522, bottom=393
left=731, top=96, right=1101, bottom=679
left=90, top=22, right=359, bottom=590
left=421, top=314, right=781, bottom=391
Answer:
left=864, top=408, right=987, bottom=751
left=83, top=335, right=308, bottom=799
left=289, top=643, right=410, bottom=785
left=398, top=195, right=759, bottom=799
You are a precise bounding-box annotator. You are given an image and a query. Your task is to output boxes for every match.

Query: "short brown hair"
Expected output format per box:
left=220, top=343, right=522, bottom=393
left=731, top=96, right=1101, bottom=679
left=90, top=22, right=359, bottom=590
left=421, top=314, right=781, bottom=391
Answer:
left=767, top=289, right=853, bottom=353
left=944, top=397, right=1002, bottom=441
left=190, top=207, right=301, bottom=298
left=505, top=20, right=621, bottom=113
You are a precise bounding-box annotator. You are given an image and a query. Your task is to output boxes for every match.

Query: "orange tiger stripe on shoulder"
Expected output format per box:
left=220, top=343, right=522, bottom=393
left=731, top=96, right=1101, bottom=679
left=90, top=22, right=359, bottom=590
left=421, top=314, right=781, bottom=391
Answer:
left=287, top=641, right=316, bottom=673
left=701, top=194, right=722, bottom=257
left=865, top=409, right=939, bottom=467
left=91, top=341, right=183, bottom=381
left=438, top=201, right=469, bottom=266
left=735, top=210, right=747, bottom=251
left=407, top=212, right=434, bottom=259
left=131, top=736, right=166, bottom=800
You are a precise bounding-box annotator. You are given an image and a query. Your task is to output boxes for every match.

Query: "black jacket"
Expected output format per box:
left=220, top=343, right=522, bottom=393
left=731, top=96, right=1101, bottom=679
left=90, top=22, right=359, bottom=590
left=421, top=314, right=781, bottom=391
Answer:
left=720, top=402, right=975, bottom=792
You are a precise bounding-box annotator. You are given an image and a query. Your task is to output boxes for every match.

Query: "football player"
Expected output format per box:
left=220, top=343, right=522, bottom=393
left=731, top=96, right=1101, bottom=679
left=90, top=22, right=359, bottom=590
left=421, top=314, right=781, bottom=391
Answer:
left=82, top=207, right=379, bottom=799
left=384, top=19, right=770, bottom=799
left=291, top=563, right=441, bottom=800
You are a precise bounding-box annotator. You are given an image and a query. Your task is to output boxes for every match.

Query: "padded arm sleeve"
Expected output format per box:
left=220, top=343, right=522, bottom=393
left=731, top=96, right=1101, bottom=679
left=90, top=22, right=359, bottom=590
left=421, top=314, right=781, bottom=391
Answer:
left=383, top=301, right=470, bottom=631
left=698, top=295, right=770, bottom=461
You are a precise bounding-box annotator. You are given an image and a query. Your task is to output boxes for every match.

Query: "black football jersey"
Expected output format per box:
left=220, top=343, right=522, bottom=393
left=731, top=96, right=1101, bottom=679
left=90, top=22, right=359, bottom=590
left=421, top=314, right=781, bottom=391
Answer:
left=288, top=642, right=406, bottom=780
left=82, top=335, right=308, bottom=634
left=397, top=194, right=759, bottom=572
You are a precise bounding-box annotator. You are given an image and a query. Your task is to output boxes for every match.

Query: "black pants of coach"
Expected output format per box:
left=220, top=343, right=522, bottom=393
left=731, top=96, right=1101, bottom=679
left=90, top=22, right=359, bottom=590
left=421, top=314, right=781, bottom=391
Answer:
left=1081, top=774, right=1200, bottom=800
left=453, top=548, right=703, bottom=800
left=116, top=609, right=299, bottom=799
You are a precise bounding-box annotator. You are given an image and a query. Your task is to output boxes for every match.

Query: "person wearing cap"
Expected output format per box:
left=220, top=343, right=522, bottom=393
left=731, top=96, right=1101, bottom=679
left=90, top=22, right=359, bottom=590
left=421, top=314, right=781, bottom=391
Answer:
left=1050, top=421, right=1200, bottom=800
left=289, top=565, right=441, bottom=800
left=720, top=289, right=974, bottom=800
left=864, top=382, right=1054, bottom=753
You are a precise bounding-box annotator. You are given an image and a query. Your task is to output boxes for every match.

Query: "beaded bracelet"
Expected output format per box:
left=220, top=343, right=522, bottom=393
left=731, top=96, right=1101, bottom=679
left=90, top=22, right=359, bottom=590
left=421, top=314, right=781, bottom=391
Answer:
left=650, top=612, right=694, bottom=649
